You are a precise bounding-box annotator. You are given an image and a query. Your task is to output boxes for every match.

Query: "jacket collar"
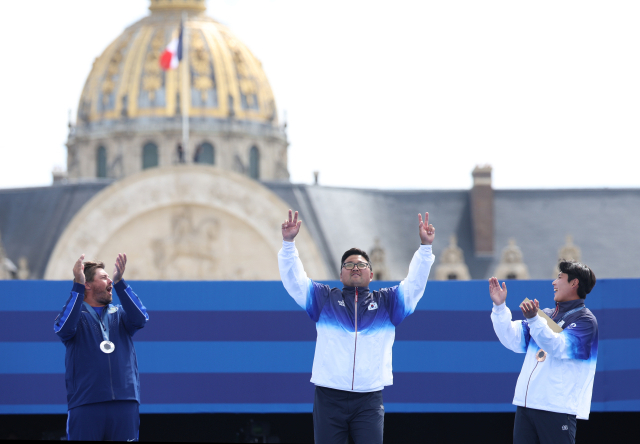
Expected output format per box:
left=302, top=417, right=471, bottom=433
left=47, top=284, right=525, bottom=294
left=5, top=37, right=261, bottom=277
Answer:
left=553, top=298, right=585, bottom=318
left=342, top=285, right=370, bottom=294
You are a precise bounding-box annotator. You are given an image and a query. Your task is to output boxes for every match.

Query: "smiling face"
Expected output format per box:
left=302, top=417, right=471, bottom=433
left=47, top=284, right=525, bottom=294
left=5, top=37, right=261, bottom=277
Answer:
left=339, top=254, right=373, bottom=288
left=85, top=268, right=113, bottom=307
left=552, top=272, right=580, bottom=303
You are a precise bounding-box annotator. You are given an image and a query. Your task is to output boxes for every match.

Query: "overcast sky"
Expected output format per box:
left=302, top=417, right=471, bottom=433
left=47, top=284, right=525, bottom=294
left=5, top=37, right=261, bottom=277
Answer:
left=1, top=0, right=639, bottom=190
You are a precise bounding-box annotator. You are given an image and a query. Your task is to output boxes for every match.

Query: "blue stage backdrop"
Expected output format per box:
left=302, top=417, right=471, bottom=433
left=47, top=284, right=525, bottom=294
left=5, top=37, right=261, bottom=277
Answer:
left=0, top=279, right=638, bottom=414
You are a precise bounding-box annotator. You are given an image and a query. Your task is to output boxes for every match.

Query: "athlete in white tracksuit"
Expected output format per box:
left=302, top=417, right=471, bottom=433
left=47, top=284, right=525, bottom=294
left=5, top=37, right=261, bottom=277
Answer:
left=489, top=260, right=598, bottom=444
left=279, top=210, right=435, bottom=444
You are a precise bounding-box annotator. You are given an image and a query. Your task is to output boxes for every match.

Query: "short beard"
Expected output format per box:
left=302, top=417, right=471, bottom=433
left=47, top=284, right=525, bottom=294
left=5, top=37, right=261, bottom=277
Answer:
left=95, top=292, right=113, bottom=306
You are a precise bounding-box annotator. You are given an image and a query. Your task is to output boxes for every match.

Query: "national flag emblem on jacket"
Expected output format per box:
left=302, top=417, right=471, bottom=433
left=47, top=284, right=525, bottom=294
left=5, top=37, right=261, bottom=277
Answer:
left=159, top=26, right=183, bottom=70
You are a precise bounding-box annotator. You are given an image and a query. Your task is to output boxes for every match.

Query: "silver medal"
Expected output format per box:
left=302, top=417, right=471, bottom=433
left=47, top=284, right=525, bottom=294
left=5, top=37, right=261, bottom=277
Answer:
left=100, top=340, right=115, bottom=354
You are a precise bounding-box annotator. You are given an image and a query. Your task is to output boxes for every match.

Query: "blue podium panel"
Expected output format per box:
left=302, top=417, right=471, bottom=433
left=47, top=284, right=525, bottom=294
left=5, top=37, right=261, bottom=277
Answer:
left=0, top=279, right=638, bottom=413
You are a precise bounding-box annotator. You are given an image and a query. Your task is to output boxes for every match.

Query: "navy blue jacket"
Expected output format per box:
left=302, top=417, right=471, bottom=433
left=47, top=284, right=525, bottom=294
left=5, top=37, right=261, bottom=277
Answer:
left=54, top=280, right=149, bottom=409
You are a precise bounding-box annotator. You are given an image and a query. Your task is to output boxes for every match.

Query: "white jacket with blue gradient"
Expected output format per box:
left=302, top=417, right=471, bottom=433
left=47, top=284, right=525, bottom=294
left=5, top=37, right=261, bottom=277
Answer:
left=278, top=241, right=435, bottom=392
left=491, top=299, right=598, bottom=419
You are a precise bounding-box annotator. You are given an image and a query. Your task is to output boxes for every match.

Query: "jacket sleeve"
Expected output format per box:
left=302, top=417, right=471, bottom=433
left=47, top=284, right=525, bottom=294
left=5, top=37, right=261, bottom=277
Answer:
left=384, top=244, right=435, bottom=326
left=527, top=313, right=596, bottom=360
left=278, top=240, right=328, bottom=322
left=115, top=280, right=149, bottom=336
left=53, top=282, right=86, bottom=341
left=490, top=302, right=530, bottom=353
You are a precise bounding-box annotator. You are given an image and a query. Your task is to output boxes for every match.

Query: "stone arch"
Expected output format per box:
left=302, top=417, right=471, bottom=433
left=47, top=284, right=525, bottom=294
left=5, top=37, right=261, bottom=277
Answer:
left=44, top=166, right=328, bottom=280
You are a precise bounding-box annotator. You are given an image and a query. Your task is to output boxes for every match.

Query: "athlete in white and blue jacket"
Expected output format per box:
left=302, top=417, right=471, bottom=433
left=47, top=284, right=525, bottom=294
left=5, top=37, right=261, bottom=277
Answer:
left=54, top=253, right=148, bottom=442
left=279, top=210, right=435, bottom=444
left=489, top=260, right=598, bottom=444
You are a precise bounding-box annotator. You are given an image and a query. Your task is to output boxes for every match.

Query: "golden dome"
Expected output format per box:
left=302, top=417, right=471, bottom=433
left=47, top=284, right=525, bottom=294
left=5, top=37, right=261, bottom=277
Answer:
left=77, top=1, right=277, bottom=126
left=149, top=0, right=206, bottom=12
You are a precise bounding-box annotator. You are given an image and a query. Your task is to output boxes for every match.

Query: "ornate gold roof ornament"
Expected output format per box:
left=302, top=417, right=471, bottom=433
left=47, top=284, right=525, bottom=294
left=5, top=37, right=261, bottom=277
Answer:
left=149, top=0, right=206, bottom=12
left=494, top=238, right=530, bottom=280
left=142, top=31, right=166, bottom=102
left=434, top=235, right=471, bottom=280
left=553, top=235, right=582, bottom=277
left=190, top=30, right=214, bottom=101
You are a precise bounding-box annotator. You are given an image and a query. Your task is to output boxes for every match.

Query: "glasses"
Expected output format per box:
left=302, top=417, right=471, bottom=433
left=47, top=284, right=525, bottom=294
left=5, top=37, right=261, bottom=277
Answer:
left=342, top=262, right=371, bottom=270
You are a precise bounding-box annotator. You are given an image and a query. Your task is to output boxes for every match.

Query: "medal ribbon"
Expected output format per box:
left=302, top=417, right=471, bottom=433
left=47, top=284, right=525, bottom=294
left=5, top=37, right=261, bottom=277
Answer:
left=555, top=305, right=585, bottom=326
left=83, top=302, right=110, bottom=343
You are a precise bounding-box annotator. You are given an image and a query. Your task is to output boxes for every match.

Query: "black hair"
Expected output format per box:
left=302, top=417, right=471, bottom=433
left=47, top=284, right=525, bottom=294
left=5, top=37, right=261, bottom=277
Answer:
left=558, top=260, right=596, bottom=299
left=340, top=248, right=371, bottom=270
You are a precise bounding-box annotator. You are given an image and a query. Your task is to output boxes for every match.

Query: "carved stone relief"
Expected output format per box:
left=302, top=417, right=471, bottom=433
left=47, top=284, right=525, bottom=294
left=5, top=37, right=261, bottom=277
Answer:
left=494, top=238, right=530, bottom=280
left=369, top=237, right=387, bottom=281
left=44, top=166, right=328, bottom=280
left=553, top=235, right=582, bottom=277
left=434, top=235, right=471, bottom=281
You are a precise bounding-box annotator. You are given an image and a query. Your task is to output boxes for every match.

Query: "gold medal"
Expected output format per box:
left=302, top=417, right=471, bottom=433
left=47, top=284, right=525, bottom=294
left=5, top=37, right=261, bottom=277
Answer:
left=536, top=349, right=547, bottom=362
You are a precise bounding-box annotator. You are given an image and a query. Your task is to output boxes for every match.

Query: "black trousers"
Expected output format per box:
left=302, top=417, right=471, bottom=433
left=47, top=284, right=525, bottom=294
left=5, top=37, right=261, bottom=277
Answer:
left=514, top=406, right=577, bottom=444
left=313, top=386, right=384, bottom=444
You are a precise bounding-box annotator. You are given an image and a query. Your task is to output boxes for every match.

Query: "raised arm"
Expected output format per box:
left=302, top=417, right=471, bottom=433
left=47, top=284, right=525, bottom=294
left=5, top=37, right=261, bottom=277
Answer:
left=489, top=277, right=529, bottom=353
left=111, top=253, right=149, bottom=335
left=54, top=254, right=87, bottom=341
left=278, top=210, right=310, bottom=309
left=386, top=213, right=436, bottom=325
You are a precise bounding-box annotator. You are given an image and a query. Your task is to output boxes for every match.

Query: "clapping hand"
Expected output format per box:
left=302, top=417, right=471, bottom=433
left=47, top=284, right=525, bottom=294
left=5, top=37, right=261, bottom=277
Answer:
left=112, top=253, right=127, bottom=283
left=520, top=299, right=539, bottom=319
left=488, top=277, right=507, bottom=306
left=73, top=254, right=86, bottom=285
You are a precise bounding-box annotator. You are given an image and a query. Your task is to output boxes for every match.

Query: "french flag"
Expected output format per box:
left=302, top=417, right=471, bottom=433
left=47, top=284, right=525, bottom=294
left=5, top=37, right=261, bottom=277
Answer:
left=159, top=26, right=183, bottom=70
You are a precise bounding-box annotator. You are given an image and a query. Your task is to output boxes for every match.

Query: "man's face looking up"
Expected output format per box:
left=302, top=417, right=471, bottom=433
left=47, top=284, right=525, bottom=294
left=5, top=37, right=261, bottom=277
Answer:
left=86, top=268, right=114, bottom=307
left=339, top=255, right=373, bottom=288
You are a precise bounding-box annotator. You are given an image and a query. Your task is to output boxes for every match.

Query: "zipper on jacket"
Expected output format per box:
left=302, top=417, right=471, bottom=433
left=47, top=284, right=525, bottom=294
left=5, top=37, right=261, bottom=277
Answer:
left=524, top=361, right=540, bottom=407
left=107, top=354, right=115, bottom=400
left=352, top=288, right=359, bottom=390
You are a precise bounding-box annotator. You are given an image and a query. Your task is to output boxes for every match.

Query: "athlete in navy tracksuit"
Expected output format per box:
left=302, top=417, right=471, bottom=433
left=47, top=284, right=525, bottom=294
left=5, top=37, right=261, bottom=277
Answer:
left=279, top=210, right=436, bottom=444
left=54, top=253, right=149, bottom=441
left=489, top=260, right=598, bottom=444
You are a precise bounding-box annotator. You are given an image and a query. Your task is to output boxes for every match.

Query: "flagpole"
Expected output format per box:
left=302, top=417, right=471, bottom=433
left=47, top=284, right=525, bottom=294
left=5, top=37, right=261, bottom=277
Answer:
left=181, top=11, right=190, bottom=162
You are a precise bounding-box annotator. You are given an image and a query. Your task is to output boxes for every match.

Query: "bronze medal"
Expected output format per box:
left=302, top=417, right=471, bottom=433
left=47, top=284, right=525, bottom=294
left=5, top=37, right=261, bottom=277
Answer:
left=536, top=349, right=547, bottom=362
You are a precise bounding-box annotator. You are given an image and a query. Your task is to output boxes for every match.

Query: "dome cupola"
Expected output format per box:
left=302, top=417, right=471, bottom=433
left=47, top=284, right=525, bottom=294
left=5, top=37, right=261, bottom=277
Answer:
left=67, top=0, right=288, bottom=182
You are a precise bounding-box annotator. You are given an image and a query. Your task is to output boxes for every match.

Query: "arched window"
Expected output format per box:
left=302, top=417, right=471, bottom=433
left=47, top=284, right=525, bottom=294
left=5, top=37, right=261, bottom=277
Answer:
left=96, top=146, right=107, bottom=178
left=142, top=142, right=158, bottom=170
left=249, top=145, right=260, bottom=179
left=196, top=142, right=215, bottom=165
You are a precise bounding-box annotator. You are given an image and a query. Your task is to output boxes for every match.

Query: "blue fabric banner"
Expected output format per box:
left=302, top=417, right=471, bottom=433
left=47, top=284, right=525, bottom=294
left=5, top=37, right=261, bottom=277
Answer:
left=0, top=279, right=638, bottom=414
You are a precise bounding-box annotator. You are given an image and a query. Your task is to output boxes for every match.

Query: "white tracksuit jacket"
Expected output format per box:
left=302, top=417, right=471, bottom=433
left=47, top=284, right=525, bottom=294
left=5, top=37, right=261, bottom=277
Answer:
left=278, top=241, right=434, bottom=392
left=491, top=299, right=598, bottom=419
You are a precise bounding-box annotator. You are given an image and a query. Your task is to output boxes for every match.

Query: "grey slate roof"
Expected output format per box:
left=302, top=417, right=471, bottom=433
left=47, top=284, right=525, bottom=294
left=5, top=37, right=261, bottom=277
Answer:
left=266, top=184, right=640, bottom=280
left=0, top=181, right=112, bottom=279
left=1, top=179, right=639, bottom=280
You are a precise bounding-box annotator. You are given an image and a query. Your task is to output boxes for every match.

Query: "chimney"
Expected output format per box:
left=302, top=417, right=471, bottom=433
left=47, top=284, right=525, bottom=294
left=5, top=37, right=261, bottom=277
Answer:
left=471, top=165, right=494, bottom=256
left=52, top=166, right=68, bottom=185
